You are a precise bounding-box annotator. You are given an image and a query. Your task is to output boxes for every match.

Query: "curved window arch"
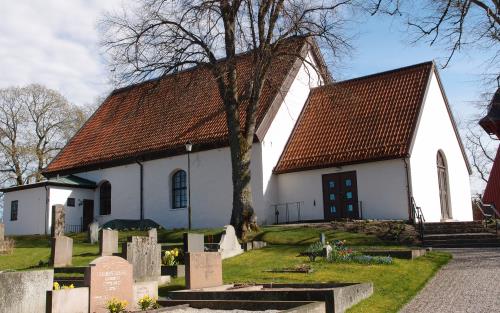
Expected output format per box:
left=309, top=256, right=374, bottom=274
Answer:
left=436, top=150, right=452, bottom=220
left=172, top=170, right=187, bottom=209
left=99, top=181, right=112, bottom=215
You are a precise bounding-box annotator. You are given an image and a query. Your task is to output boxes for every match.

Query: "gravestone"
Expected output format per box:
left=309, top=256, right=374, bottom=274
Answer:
left=88, top=222, right=99, bottom=244
left=0, top=269, right=53, bottom=313
left=122, top=236, right=161, bottom=282
left=148, top=228, right=157, bottom=243
left=185, top=252, right=223, bottom=289
left=133, top=281, right=158, bottom=310
left=183, top=233, right=204, bottom=252
left=47, top=287, right=89, bottom=313
left=218, top=225, right=243, bottom=259
left=51, top=204, right=65, bottom=237
left=320, top=233, right=326, bottom=245
left=50, top=236, right=73, bottom=267
left=0, top=223, right=4, bottom=241
left=99, top=229, right=119, bottom=256
left=84, top=256, right=133, bottom=313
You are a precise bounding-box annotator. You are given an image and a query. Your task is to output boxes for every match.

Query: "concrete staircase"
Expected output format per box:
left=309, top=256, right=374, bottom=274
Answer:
left=422, top=221, right=500, bottom=248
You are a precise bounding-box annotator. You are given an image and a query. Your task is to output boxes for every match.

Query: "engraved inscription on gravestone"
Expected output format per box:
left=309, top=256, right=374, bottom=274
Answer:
left=84, top=256, right=133, bottom=313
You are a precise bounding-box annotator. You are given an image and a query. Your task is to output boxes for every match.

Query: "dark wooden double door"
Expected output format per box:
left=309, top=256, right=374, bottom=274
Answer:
left=82, top=199, right=94, bottom=231
left=322, top=171, right=359, bottom=220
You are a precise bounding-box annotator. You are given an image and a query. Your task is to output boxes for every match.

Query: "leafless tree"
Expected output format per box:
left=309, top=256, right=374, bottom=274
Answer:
left=370, top=0, right=499, bottom=83
left=0, top=87, right=31, bottom=186
left=465, top=121, right=498, bottom=183
left=0, top=84, right=90, bottom=187
left=100, top=0, right=354, bottom=237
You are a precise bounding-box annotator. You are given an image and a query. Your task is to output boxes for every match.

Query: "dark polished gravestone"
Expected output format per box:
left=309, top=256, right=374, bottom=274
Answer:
left=122, top=236, right=161, bottom=282
left=84, top=256, right=133, bottom=313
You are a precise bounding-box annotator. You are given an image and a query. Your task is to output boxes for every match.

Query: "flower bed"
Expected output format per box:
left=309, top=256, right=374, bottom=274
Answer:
left=303, top=240, right=394, bottom=265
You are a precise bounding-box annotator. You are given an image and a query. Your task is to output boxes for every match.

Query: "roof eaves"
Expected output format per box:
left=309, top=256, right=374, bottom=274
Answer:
left=431, top=65, right=473, bottom=174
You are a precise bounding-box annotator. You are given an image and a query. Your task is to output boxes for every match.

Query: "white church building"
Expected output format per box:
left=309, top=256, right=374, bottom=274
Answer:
left=1, top=38, right=473, bottom=235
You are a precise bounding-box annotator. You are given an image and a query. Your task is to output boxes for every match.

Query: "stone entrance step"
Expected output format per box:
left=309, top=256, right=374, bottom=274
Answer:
left=423, top=222, right=500, bottom=248
left=423, top=221, right=487, bottom=234
left=421, top=222, right=500, bottom=248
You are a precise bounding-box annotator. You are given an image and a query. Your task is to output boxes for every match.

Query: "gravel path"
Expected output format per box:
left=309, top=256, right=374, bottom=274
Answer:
left=400, top=248, right=500, bottom=313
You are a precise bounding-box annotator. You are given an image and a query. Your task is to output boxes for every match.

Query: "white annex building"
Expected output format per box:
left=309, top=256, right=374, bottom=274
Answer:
left=1, top=37, right=473, bottom=235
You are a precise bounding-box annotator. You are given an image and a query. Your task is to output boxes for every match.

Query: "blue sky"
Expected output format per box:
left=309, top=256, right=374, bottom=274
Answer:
left=0, top=1, right=495, bottom=192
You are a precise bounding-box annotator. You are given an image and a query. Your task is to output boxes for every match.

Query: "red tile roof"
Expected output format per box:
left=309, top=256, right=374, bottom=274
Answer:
left=274, top=62, right=434, bottom=174
left=45, top=37, right=326, bottom=176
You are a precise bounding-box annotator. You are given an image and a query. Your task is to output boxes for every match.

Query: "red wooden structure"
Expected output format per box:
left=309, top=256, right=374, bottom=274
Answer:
left=479, top=88, right=500, bottom=209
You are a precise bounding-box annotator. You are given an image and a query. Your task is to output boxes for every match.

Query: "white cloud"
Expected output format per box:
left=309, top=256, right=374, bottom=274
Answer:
left=0, top=0, right=123, bottom=106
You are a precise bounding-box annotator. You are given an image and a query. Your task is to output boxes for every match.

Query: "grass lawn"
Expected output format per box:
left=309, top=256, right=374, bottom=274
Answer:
left=0, top=225, right=451, bottom=313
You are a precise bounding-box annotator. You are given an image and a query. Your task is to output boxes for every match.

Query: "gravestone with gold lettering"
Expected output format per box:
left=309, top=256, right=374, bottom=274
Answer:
left=84, top=256, right=133, bottom=313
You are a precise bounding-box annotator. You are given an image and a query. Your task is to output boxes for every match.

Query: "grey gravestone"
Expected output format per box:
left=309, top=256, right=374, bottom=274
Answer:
left=133, top=281, right=158, bottom=310
left=319, top=233, right=326, bottom=245
left=99, top=229, right=119, bottom=256
left=88, top=222, right=99, bottom=244
left=0, top=223, right=4, bottom=241
left=148, top=228, right=157, bottom=243
left=47, top=287, right=89, bottom=313
left=183, top=233, right=204, bottom=253
left=218, top=225, right=243, bottom=259
left=185, top=252, right=223, bottom=289
left=51, top=204, right=65, bottom=237
left=252, top=241, right=267, bottom=249
left=122, top=236, right=161, bottom=282
left=84, top=256, right=133, bottom=313
left=50, top=236, right=73, bottom=267
left=0, top=269, right=53, bottom=313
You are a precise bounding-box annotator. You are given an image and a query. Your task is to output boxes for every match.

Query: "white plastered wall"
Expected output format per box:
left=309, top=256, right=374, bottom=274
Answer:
left=48, top=186, right=95, bottom=233
left=260, top=51, right=322, bottom=223
left=75, top=145, right=265, bottom=229
left=409, top=71, right=472, bottom=222
left=3, top=187, right=47, bottom=235
left=276, top=159, right=409, bottom=221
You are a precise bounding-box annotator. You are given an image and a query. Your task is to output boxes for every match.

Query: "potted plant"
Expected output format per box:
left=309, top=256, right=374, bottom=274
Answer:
left=161, top=248, right=185, bottom=277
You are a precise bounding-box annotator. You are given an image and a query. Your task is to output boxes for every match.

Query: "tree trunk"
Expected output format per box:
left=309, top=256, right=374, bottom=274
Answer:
left=229, top=137, right=254, bottom=239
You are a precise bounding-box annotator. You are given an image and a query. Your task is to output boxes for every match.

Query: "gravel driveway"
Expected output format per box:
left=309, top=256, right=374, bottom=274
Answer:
left=399, top=248, right=500, bottom=313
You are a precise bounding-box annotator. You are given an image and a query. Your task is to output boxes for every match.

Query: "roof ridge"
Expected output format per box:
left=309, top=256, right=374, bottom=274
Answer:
left=313, top=61, right=434, bottom=91
left=110, top=36, right=311, bottom=96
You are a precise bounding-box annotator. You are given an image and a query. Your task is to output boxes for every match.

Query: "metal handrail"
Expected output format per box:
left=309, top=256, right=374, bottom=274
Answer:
left=411, top=197, right=425, bottom=241
left=474, top=199, right=499, bottom=235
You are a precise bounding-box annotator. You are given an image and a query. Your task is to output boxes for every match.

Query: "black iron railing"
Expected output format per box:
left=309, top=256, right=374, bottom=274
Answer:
left=411, top=197, right=425, bottom=241
left=64, top=224, right=83, bottom=234
left=273, top=202, right=303, bottom=224
left=474, top=199, right=499, bottom=235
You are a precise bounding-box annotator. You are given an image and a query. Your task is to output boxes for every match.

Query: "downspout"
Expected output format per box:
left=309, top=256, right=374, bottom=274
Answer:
left=44, top=185, right=49, bottom=235
left=136, top=159, right=144, bottom=221
left=403, top=158, right=414, bottom=221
